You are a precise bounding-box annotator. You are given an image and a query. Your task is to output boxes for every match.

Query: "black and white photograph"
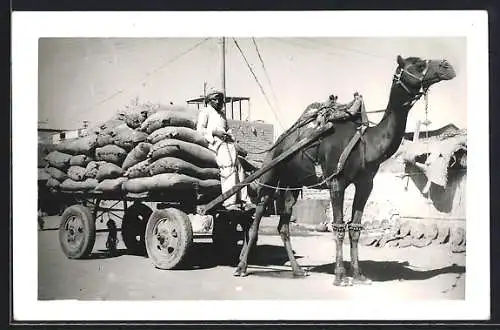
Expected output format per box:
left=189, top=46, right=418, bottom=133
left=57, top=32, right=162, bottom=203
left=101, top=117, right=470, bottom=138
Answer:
left=12, top=11, right=489, bottom=321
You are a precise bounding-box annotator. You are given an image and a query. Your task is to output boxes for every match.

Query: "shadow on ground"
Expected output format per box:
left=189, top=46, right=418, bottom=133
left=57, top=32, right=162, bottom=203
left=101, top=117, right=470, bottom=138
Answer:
left=309, top=261, right=465, bottom=282
left=89, top=249, right=147, bottom=259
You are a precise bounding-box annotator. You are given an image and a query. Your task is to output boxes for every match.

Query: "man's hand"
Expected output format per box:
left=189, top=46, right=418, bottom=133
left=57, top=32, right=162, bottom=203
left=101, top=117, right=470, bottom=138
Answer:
left=213, top=128, right=235, bottom=142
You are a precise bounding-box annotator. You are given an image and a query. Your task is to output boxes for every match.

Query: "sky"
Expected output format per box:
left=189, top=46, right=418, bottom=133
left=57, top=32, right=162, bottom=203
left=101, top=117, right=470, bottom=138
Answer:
left=38, top=37, right=466, bottom=136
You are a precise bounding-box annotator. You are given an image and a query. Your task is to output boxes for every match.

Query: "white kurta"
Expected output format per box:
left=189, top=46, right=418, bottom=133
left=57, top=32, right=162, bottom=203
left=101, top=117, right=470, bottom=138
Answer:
left=196, top=104, right=248, bottom=207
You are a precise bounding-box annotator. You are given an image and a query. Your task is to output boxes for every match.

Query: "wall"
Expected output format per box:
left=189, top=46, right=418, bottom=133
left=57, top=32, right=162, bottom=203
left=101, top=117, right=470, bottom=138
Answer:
left=296, top=169, right=466, bottom=226
left=228, top=119, right=274, bottom=163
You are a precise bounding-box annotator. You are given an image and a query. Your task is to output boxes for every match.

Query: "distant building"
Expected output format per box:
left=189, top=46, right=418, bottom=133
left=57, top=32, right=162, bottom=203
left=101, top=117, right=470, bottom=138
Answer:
left=38, top=127, right=83, bottom=145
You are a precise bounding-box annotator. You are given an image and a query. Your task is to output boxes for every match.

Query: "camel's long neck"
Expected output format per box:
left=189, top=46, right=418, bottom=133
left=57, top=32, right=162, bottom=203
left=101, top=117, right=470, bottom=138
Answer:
left=364, top=83, right=414, bottom=164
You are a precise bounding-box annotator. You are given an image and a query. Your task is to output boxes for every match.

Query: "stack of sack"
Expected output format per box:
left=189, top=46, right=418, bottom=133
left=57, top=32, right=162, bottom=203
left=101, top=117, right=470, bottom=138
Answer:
left=43, top=103, right=222, bottom=199
left=43, top=134, right=100, bottom=191
left=122, top=108, right=221, bottom=199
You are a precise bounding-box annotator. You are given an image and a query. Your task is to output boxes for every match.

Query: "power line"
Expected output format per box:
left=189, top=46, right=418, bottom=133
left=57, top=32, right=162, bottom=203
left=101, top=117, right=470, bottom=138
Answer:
left=299, top=38, right=387, bottom=60
left=274, top=38, right=387, bottom=62
left=68, top=38, right=211, bottom=125
left=232, top=38, right=284, bottom=130
left=251, top=37, right=281, bottom=114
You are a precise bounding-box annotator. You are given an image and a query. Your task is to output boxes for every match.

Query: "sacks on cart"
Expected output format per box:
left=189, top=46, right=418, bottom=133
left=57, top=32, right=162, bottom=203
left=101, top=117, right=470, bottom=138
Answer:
left=95, top=177, right=128, bottom=193
left=69, top=154, right=94, bottom=167
left=60, top=178, right=98, bottom=191
left=108, top=123, right=148, bottom=151
left=124, top=159, right=151, bottom=178
left=147, top=126, right=209, bottom=147
left=95, top=145, right=128, bottom=166
left=44, top=151, right=72, bottom=170
left=150, top=173, right=221, bottom=196
left=149, top=157, right=219, bottom=180
left=122, top=176, right=155, bottom=193
left=67, top=166, right=87, bottom=181
left=122, top=172, right=221, bottom=195
left=140, top=110, right=198, bottom=134
left=148, top=138, right=217, bottom=168
left=122, top=142, right=152, bottom=170
left=55, top=134, right=98, bottom=156
left=96, top=162, right=124, bottom=181
left=45, top=166, right=68, bottom=182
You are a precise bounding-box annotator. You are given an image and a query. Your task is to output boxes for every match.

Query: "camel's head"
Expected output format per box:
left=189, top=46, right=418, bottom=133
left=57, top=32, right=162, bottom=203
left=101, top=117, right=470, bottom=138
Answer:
left=395, top=55, right=456, bottom=94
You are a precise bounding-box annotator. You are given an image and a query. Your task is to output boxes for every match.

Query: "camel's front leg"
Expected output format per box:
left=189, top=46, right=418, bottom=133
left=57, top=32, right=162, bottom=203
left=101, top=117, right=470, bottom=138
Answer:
left=330, top=178, right=350, bottom=286
left=234, top=194, right=271, bottom=277
left=277, top=190, right=306, bottom=277
left=349, top=178, right=373, bottom=285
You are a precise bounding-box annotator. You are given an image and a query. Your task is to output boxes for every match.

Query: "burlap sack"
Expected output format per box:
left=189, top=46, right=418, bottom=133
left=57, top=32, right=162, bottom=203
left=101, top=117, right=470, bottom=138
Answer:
left=96, top=134, right=114, bottom=147
left=85, top=161, right=98, bottom=178
left=124, top=159, right=151, bottom=178
left=95, top=145, right=127, bottom=166
left=45, top=166, right=68, bottom=181
left=150, top=173, right=221, bottom=195
left=124, top=110, right=148, bottom=129
left=95, top=177, right=128, bottom=193
left=45, top=151, right=72, bottom=170
left=91, top=118, right=125, bottom=135
left=69, top=154, right=93, bottom=167
left=122, top=142, right=152, bottom=170
left=110, top=123, right=148, bottom=151
left=147, top=126, right=209, bottom=147
left=46, top=177, right=61, bottom=189
left=149, top=139, right=217, bottom=168
left=56, top=134, right=98, bottom=155
left=149, top=157, right=220, bottom=180
left=60, top=178, right=98, bottom=191
left=96, top=162, right=124, bottom=181
left=140, top=110, right=197, bottom=134
left=122, top=176, right=155, bottom=193
left=67, top=166, right=87, bottom=182
left=38, top=168, right=51, bottom=181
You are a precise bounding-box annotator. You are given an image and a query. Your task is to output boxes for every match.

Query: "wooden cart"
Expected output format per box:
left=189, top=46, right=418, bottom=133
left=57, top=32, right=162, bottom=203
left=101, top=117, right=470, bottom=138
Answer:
left=57, top=122, right=334, bottom=270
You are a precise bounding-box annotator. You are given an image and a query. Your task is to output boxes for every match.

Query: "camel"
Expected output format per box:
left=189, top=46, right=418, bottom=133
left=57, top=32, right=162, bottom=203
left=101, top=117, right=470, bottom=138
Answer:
left=234, top=55, right=456, bottom=286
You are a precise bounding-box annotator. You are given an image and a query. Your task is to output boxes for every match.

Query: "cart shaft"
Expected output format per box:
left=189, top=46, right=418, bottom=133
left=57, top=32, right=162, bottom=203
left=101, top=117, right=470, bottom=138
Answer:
left=197, top=122, right=334, bottom=214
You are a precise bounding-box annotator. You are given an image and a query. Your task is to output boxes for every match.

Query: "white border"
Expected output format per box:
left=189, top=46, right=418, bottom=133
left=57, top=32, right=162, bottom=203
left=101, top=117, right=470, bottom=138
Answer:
left=12, top=11, right=489, bottom=321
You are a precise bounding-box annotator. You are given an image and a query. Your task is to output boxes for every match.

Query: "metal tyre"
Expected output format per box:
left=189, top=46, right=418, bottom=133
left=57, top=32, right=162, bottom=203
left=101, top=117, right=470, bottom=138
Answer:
left=59, top=205, right=96, bottom=259
left=145, top=208, right=193, bottom=270
left=122, top=202, right=152, bottom=255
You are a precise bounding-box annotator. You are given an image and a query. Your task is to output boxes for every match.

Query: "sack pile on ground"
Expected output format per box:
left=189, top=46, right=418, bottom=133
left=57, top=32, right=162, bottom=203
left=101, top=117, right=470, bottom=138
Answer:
left=44, top=103, right=222, bottom=197
left=357, top=219, right=466, bottom=253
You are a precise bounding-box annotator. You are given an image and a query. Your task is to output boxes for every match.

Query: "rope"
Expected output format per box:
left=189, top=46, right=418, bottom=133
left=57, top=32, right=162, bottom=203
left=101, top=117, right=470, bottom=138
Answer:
left=69, top=38, right=210, bottom=125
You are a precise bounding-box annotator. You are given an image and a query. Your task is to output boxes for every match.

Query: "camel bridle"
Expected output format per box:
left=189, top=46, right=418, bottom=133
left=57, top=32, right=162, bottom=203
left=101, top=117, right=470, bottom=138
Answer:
left=393, top=59, right=430, bottom=107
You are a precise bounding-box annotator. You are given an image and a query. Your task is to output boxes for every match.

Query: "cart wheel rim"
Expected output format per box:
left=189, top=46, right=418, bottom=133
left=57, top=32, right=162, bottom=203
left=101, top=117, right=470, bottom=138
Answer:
left=153, top=217, right=181, bottom=256
left=63, top=215, right=85, bottom=251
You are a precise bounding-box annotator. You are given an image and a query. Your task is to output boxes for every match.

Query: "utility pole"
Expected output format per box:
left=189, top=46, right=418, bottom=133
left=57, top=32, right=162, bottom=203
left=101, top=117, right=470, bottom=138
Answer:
left=220, top=37, right=227, bottom=116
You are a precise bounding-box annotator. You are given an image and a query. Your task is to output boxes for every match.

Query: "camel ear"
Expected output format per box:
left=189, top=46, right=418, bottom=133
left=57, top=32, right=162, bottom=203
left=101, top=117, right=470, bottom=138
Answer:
left=397, top=55, right=405, bottom=68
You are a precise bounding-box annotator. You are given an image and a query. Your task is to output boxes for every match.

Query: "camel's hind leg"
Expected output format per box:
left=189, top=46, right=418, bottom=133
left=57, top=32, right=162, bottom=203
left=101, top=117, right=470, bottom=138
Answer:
left=276, top=189, right=306, bottom=277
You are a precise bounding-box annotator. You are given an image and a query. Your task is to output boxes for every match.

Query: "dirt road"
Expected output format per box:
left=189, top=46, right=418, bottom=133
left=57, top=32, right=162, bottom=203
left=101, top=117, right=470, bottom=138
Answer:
left=38, top=216, right=465, bottom=301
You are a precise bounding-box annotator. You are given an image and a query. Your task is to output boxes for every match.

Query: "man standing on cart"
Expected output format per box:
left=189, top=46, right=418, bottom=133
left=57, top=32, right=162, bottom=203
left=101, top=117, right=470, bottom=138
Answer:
left=196, top=88, right=252, bottom=211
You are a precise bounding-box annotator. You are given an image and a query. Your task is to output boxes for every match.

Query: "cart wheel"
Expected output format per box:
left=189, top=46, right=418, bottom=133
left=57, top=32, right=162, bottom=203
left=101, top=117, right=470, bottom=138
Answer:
left=122, top=202, right=152, bottom=255
left=212, top=213, right=241, bottom=266
left=59, top=205, right=96, bottom=259
left=145, top=208, right=193, bottom=270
